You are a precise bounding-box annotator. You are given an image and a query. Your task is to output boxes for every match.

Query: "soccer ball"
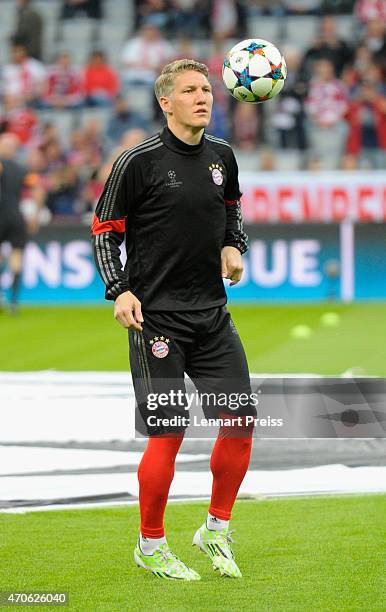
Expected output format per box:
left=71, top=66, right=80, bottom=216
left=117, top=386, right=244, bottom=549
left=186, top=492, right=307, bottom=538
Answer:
left=222, top=38, right=287, bottom=103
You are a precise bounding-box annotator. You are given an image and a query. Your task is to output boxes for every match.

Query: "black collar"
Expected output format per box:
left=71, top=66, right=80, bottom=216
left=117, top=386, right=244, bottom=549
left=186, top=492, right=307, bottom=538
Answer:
left=161, top=126, right=206, bottom=156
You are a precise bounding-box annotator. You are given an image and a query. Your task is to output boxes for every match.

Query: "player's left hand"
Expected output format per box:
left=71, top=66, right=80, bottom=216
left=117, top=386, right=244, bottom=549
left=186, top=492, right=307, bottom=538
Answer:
left=221, top=246, right=243, bottom=286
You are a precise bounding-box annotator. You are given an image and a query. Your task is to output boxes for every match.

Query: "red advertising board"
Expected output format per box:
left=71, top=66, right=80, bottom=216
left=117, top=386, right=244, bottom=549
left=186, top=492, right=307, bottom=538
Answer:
left=240, top=172, right=386, bottom=223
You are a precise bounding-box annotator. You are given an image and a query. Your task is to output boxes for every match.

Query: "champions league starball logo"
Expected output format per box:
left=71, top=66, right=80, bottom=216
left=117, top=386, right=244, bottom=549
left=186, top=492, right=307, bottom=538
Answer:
left=165, top=169, right=183, bottom=189
left=209, top=163, right=224, bottom=185
left=149, top=336, right=170, bottom=358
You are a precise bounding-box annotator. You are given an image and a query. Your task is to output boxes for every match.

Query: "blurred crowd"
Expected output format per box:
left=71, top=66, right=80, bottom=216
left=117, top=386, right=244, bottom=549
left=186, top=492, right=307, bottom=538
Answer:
left=0, top=0, right=385, bottom=225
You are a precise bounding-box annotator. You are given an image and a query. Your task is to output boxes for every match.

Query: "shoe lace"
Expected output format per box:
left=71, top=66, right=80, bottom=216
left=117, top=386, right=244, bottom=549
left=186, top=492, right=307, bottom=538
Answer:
left=159, top=547, right=188, bottom=572
left=159, top=548, right=175, bottom=563
left=213, top=529, right=236, bottom=558
left=225, top=529, right=235, bottom=556
left=225, top=529, right=235, bottom=545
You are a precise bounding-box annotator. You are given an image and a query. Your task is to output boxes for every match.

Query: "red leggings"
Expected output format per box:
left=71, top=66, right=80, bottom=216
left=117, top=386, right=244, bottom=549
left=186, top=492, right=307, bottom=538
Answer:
left=138, top=425, right=252, bottom=538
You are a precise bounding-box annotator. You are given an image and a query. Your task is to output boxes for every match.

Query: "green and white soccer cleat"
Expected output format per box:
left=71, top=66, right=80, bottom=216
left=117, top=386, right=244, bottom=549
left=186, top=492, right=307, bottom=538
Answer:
left=192, top=524, right=242, bottom=578
left=134, top=541, right=201, bottom=581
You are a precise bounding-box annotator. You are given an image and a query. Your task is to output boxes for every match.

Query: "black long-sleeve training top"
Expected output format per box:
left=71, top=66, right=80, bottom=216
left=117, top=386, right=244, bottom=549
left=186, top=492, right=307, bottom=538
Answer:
left=92, top=126, right=248, bottom=311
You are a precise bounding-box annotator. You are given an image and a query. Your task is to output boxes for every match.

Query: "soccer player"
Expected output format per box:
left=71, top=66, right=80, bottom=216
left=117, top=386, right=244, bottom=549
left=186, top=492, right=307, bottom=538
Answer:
left=92, top=59, right=255, bottom=580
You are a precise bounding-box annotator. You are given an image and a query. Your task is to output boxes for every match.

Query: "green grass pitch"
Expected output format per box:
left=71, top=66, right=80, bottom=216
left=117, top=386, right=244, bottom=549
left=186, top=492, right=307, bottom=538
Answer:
left=1, top=302, right=385, bottom=374
left=1, top=495, right=385, bottom=611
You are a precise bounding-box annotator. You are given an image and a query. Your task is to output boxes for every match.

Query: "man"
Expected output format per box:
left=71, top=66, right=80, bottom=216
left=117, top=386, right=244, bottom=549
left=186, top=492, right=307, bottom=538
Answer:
left=92, top=59, right=255, bottom=580
left=305, top=58, right=348, bottom=170
left=83, top=50, right=120, bottom=107
left=105, top=95, right=150, bottom=149
left=0, top=134, right=38, bottom=313
left=43, top=51, right=84, bottom=109
left=3, top=37, right=46, bottom=105
left=120, top=22, right=173, bottom=87
left=14, top=0, right=43, bottom=61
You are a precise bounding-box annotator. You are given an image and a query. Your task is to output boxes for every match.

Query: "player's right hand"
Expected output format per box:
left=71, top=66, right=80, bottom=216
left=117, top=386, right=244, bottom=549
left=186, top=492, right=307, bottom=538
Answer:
left=114, top=291, right=144, bottom=331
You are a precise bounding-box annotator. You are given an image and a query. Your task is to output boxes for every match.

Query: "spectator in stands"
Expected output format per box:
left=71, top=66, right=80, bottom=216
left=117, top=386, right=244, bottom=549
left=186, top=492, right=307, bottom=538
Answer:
left=271, top=46, right=307, bottom=150
left=3, top=37, right=46, bottom=105
left=210, top=0, right=238, bottom=38
left=119, top=127, right=150, bottom=150
left=355, top=0, right=386, bottom=25
left=81, top=167, right=104, bottom=215
left=245, top=0, right=285, bottom=16
left=306, top=155, right=323, bottom=171
left=42, top=139, right=67, bottom=172
left=205, top=35, right=231, bottom=140
left=84, top=127, right=150, bottom=217
left=67, top=118, right=103, bottom=172
left=13, top=0, right=43, bottom=61
left=340, top=153, right=358, bottom=169
left=39, top=122, right=61, bottom=151
left=46, top=164, right=81, bottom=217
left=305, top=58, right=349, bottom=169
left=67, top=130, right=87, bottom=167
left=352, top=44, right=375, bottom=81
left=42, top=52, right=84, bottom=109
left=360, top=19, right=386, bottom=66
left=259, top=147, right=277, bottom=171
left=105, top=95, right=150, bottom=148
left=83, top=50, right=120, bottom=107
left=301, top=15, right=353, bottom=78
left=60, top=0, right=103, bottom=19
left=136, top=0, right=171, bottom=32
left=0, top=94, right=38, bottom=148
left=170, top=0, right=211, bottom=37
left=232, top=103, right=259, bottom=149
left=23, top=148, right=50, bottom=226
left=346, top=62, right=386, bottom=168
left=208, top=103, right=231, bottom=140
left=121, top=22, right=174, bottom=87
left=80, top=118, right=104, bottom=169
left=58, top=0, right=103, bottom=45
left=281, top=0, right=322, bottom=14
left=206, top=34, right=227, bottom=81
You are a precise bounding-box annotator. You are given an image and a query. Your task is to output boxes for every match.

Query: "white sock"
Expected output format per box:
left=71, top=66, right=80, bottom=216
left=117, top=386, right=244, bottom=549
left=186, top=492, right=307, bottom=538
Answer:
left=139, top=534, right=167, bottom=556
left=206, top=513, right=229, bottom=532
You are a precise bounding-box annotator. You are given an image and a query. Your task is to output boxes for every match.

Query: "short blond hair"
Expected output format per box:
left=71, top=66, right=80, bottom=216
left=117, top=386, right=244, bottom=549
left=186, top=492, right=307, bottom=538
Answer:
left=154, top=59, right=210, bottom=104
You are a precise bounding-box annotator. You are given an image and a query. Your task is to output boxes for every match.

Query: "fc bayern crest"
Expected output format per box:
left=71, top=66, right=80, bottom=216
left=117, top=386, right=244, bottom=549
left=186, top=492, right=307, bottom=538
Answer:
left=209, top=163, right=223, bottom=185
left=149, top=336, right=170, bottom=358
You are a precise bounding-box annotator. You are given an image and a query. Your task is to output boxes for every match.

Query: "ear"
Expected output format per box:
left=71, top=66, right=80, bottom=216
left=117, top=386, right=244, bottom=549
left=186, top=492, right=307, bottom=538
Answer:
left=159, top=95, right=173, bottom=116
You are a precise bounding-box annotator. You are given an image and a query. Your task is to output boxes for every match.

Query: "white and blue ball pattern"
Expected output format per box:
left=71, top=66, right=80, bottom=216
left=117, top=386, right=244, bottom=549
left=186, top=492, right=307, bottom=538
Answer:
left=222, top=38, right=287, bottom=103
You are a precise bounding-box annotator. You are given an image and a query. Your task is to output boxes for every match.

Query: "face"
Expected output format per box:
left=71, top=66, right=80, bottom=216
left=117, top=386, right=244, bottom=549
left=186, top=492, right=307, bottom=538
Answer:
left=142, top=25, right=160, bottom=42
left=0, top=134, right=20, bottom=158
left=90, top=53, right=104, bottom=66
left=320, top=16, right=336, bottom=38
left=115, top=96, right=128, bottom=113
left=315, top=59, right=334, bottom=81
left=161, top=70, right=213, bottom=130
left=11, top=45, right=26, bottom=63
left=58, top=53, right=71, bottom=69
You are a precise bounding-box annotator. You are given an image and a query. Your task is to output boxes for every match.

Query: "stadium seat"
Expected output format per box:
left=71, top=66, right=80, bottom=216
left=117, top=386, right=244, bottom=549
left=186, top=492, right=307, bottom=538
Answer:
left=283, top=16, right=320, bottom=50
left=247, top=17, right=280, bottom=45
left=335, top=15, right=355, bottom=39
left=103, top=0, right=132, bottom=26
left=125, top=86, right=155, bottom=121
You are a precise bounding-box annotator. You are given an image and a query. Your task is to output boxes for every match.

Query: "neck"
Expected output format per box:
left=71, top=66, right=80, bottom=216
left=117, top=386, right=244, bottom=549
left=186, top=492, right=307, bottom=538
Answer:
left=166, top=120, right=204, bottom=145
